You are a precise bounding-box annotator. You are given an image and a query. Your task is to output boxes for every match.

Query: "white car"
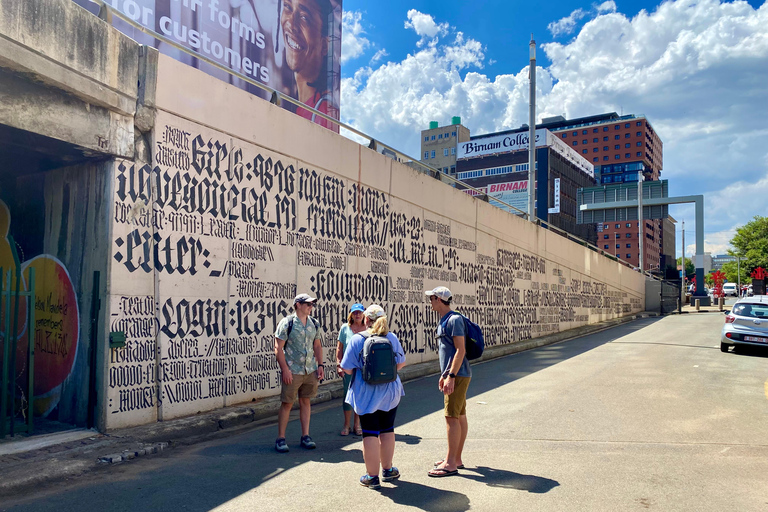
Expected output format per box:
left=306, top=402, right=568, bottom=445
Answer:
left=721, top=296, right=768, bottom=352
left=722, top=283, right=738, bottom=297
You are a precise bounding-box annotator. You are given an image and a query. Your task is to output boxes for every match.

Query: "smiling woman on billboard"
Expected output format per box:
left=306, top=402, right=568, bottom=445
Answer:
left=280, top=0, right=337, bottom=130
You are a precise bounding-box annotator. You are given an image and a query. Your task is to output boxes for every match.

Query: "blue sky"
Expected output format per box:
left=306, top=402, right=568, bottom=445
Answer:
left=338, top=0, right=768, bottom=258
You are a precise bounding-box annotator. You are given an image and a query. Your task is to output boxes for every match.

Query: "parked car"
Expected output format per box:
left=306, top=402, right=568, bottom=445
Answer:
left=721, top=295, right=768, bottom=352
left=722, top=283, right=739, bottom=297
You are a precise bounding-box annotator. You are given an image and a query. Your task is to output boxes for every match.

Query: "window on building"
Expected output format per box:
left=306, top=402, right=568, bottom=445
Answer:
left=582, top=139, right=588, bottom=144
left=603, top=146, right=609, bottom=151
left=431, top=135, right=435, bottom=140
left=626, top=243, right=632, bottom=248
left=624, top=143, right=630, bottom=148
left=637, top=152, right=642, bottom=157
left=625, top=153, right=631, bottom=158
left=615, top=135, right=620, bottom=140
left=582, top=130, right=588, bottom=135
left=424, top=136, right=429, bottom=141
left=603, top=176, right=612, bottom=183
left=573, top=141, right=578, bottom=146
left=572, top=131, right=578, bottom=136
left=616, top=244, right=621, bottom=249
left=615, top=224, right=620, bottom=229
left=604, top=234, right=609, bottom=239
left=613, top=145, right=619, bottom=150
left=615, top=125, right=620, bottom=130
left=636, top=121, right=642, bottom=126
left=627, top=254, right=632, bottom=259
left=603, top=156, right=609, bottom=161
left=593, top=148, right=598, bottom=152
left=604, top=245, right=609, bottom=249
left=636, top=132, right=641, bottom=137
left=625, top=133, right=631, bottom=138
left=637, top=142, right=642, bottom=147
left=438, top=134, right=442, bottom=139
left=603, top=126, right=609, bottom=132
left=452, top=131, right=457, bottom=136
left=593, top=128, right=599, bottom=133
left=451, top=147, right=456, bottom=155
left=615, top=233, right=620, bottom=238
left=625, top=123, right=630, bottom=128
left=562, top=133, right=567, bottom=138
left=626, top=223, right=632, bottom=228
left=593, top=138, right=598, bottom=143
left=450, top=165, right=456, bottom=173
left=444, top=148, right=449, bottom=156
left=603, top=136, right=608, bottom=141
left=424, top=151, right=429, bottom=159
left=431, top=150, right=435, bottom=158
left=582, top=149, right=588, bottom=154
left=593, top=157, right=599, bottom=162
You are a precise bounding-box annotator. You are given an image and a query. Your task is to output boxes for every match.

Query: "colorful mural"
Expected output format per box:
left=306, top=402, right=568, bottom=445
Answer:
left=0, top=199, right=80, bottom=417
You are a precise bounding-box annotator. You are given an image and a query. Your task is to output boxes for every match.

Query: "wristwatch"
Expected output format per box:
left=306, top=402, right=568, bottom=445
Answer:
left=447, top=373, right=456, bottom=379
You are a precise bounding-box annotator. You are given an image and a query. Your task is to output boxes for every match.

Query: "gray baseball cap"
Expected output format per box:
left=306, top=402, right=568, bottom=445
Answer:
left=425, top=286, right=452, bottom=300
left=294, top=293, right=317, bottom=304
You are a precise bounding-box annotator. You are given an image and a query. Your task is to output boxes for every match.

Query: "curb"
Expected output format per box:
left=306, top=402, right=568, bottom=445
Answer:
left=0, top=312, right=656, bottom=497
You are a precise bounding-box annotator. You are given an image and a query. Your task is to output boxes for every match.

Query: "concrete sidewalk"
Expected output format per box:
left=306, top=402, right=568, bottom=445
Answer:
left=0, top=312, right=656, bottom=498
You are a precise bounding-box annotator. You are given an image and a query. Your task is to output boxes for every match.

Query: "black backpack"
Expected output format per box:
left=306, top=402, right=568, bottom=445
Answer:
left=360, top=332, right=398, bottom=384
left=285, top=314, right=320, bottom=339
left=439, top=312, right=485, bottom=361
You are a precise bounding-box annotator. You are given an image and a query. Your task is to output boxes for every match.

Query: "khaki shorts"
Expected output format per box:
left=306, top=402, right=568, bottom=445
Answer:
left=280, top=371, right=319, bottom=403
left=444, top=376, right=471, bottom=418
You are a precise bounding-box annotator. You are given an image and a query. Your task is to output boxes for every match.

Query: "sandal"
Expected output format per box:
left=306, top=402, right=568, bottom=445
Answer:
left=354, top=426, right=363, bottom=436
left=434, top=459, right=465, bottom=469
left=340, top=426, right=350, bottom=436
left=428, top=467, right=458, bottom=478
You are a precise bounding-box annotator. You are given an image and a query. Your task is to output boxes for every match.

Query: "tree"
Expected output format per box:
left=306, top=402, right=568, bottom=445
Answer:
left=722, top=216, right=768, bottom=283
left=676, top=256, right=695, bottom=279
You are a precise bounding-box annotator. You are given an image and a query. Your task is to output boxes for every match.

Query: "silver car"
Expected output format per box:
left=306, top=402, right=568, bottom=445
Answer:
left=721, top=295, right=768, bottom=352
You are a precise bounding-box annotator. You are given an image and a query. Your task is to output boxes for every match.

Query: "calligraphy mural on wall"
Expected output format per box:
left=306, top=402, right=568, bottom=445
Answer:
left=0, top=200, right=80, bottom=417
left=106, top=110, right=643, bottom=428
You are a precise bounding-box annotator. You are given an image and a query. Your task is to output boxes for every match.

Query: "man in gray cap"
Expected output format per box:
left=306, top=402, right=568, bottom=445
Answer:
left=274, top=293, right=324, bottom=452
left=425, top=286, right=471, bottom=477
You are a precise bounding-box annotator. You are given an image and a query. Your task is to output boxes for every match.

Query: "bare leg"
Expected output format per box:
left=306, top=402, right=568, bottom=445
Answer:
left=277, top=401, right=292, bottom=439
left=354, top=412, right=361, bottom=432
left=343, top=409, right=352, bottom=429
left=379, top=432, right=396, bottom=469
left=455, top=415, right=468, bottom=466
left=362, top=436, right=381, bottom=476
left=437, top=416, right=461, bottom=471
left=298, top=397, right=311, bottom=436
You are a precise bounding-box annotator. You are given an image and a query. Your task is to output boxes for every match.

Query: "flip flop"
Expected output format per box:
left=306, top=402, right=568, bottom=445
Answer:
left=340, top=426, right=350, bottom=436
left=434, top=460, right=465, bottom=469
left=428, top=468, right=459, bottom=478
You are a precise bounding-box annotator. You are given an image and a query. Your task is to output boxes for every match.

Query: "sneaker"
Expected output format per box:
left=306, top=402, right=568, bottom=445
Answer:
left=300, top=435, right=316, bottom=449
left=275, top=438, right=289, bottom=453
left=382, top=467, right=400, bottom=482
left=359, top=474, right=381, bottom=489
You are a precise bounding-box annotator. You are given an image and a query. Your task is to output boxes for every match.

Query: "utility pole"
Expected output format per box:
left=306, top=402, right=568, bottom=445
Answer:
left=528, top=35, right=536, bottom=222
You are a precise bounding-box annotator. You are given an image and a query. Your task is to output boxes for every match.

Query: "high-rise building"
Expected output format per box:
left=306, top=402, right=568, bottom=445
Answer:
left=420, top=117, right=470, bottom=176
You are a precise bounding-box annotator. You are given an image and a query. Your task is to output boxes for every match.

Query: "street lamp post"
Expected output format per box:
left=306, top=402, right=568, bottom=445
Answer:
left=528, top=35, right=536, bottom=223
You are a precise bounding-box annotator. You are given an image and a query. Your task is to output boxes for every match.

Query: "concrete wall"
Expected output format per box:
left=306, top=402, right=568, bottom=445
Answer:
left=104, top=54, right=645, bottom=429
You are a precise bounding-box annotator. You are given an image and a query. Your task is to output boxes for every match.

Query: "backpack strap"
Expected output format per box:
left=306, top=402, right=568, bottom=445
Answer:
left=438, top=311, right=461, bottom=341
left=286, top=314, right=320, bottom=340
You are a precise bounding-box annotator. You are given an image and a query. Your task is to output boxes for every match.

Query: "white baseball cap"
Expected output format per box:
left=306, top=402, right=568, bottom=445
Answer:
left=425, top=286, right=452, bottom=300
left=364, top=304, right=386, bottom=319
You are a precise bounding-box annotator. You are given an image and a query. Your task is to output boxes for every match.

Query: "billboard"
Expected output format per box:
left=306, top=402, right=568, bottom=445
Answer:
left=74, top=0, right=342, bottom=131
left=464, top=179, right=529, bottom=215
left=457, top=129, right=547, bottom=159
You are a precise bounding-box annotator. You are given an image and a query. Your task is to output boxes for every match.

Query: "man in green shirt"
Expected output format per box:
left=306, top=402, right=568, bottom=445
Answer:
left=274, top=293, right=324, bottom=452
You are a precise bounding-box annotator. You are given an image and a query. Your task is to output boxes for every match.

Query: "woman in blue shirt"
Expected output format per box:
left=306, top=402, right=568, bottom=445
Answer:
left=341, top=305, right=406, bottom=489
left=336, top=303, right=366, bottom=436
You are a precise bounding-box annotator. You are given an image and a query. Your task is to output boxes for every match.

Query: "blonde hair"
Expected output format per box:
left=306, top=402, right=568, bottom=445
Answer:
left=347, top=310, right=364, bottom=327
left=368, top=316, right=389, bottom=336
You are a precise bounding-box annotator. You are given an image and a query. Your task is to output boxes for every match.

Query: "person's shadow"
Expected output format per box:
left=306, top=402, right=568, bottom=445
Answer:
left=380, top=479, right=470, bottom=512
left=460, top=466, right=559, bottom=493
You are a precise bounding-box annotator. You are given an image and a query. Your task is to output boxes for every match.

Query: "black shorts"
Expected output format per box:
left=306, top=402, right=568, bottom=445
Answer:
left=359, top=406, right=398, bottom=438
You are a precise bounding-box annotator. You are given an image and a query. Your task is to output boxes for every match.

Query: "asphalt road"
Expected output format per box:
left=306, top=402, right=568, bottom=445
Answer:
left=3, top=313, right=768, bottom=511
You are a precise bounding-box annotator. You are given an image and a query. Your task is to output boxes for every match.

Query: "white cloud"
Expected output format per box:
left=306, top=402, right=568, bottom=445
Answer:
left=548, top=9, right=586, bottom=37
left=404, top=9, right=449, bottom=47
left=596, top=1, right=617, bottom=14
left=342, top=0, right=768, bottom=242
left=370, top=48, right=389, bottom=65
left=341, top=11, right=370, bottom=64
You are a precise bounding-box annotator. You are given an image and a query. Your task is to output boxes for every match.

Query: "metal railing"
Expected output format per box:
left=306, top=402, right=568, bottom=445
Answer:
left=88, top=0, right=650, bottom=277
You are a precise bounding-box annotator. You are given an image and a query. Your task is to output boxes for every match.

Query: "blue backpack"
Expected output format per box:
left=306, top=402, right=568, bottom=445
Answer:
left=359, top=332, right=398, bottom=384
left=439, top=312, right=485, bottom=361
